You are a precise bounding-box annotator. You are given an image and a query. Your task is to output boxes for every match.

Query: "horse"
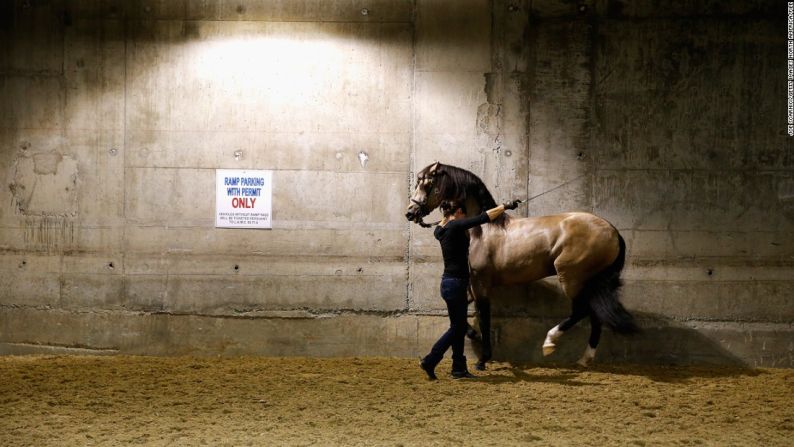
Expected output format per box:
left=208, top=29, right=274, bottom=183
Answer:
left=405, top=162, right=638, bottom=370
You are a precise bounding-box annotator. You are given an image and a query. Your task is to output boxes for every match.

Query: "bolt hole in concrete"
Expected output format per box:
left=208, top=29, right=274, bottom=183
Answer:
left=707, top=268, right=714, bottom=276
left=108, top=262, right=114, bottom=270
left=234, top=264, right=240, bottom=271
left=361, top=8, right=369, bottom=16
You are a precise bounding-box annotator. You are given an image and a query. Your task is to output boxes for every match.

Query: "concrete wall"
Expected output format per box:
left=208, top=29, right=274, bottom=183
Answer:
left=1, top=0, right=791, bottom=367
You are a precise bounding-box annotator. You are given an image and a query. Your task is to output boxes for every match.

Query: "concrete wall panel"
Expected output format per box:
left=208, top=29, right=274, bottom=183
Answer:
left=590, top=0, right=776, bottom=19
left=627, top=230, right=794, bottom=260
left=188, top=0, right=413, bottom=23
left=0, top=77, right=64, bottom=130
left=125, top=21, right=411, bottom=134
left=622, top=280, right=794, bottom=323
left=594, top=19, right=786, bottom=172
left=126, top=129, right=411, bottom=172
left=415, top=71, right=487, bottom=137
left=527, top=17, right=593, bottom=215
left=0, top=1, right=64, bottom=73
left=415, top=0, right=491, bottom=72
left=63, top=20, right=126, bottom=131
left=124, top=168, right=406, bottom=228
left=123, top=226, right=405, bottom=257
left=0, top=254, right=61, bottom=307
left=595, top=170, right=794, bottom=232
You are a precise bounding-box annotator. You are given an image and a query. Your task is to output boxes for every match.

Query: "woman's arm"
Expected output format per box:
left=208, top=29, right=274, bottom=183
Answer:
left=486, top=204, right=505, bottom=221
left=444, top=212, right=490, bottom=231
left=446, top=200, right=521, bottom=231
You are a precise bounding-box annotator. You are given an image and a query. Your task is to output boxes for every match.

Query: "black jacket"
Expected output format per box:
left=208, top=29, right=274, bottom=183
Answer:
left=434, top=212, right=490, bottom=279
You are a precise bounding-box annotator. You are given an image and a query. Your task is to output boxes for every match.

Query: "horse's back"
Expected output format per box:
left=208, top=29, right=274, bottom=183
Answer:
left=482, top=212, right=619, bottom=286
left=478, top=213, right=572, bottom=283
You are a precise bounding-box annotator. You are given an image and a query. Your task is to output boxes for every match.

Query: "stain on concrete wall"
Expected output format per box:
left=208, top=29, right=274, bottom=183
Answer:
left=11, top=148, right=78, bottom=216
left=0, top=0, right=790, bottom=367
left=7, top=142, right=78, bottom=252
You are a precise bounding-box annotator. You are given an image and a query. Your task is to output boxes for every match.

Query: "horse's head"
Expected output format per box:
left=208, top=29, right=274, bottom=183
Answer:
left=405, top=161, right=444, bottom=224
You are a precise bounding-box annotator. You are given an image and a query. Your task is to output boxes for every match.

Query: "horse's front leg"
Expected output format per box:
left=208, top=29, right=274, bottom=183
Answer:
left=469, top=272, right=493, bottom=370
left=465, top=288, right=481, bottom=342
left=474, top=298, right=492, bottom=370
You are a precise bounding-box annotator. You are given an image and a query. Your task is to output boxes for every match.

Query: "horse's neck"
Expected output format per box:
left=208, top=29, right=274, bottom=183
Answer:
left=464, top=201, right=507, bottom=240
left=464, top=197, right=487, bottom=217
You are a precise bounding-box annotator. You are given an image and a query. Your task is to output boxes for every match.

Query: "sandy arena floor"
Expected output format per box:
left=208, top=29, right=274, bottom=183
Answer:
left=0, top=356, right=792, bottom=446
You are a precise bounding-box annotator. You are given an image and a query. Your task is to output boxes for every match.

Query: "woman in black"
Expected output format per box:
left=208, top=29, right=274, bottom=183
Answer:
left=420, top=199, right=520, bottom=379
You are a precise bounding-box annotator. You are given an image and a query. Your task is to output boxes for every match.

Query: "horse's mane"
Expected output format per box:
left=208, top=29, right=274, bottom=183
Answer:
left=424, top=163, right=507, bottom=228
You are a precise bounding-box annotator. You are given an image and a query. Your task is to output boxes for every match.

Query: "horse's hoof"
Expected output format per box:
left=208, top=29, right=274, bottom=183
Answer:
left=475, top=361, right=487, bottom=371
left=576, top=347, right=596, bottom=367
left=466, top=328, right=481, bottom=342
left=542, top=344, right=555, bottom=356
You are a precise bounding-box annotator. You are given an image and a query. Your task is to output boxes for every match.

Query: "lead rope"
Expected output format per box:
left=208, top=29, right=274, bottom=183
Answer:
left=417, top=219, right=440, bottom=228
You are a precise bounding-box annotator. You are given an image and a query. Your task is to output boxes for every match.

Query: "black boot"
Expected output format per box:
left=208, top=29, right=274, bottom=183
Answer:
left=419, top=359, right=437, bottom=380
left=451, top=356, right=473, bottom=379
left=451, top=370, right=475, bottom=379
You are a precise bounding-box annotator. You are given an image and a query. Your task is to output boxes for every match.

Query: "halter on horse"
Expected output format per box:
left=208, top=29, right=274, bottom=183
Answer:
left=406, top=162, right=638, bottom=369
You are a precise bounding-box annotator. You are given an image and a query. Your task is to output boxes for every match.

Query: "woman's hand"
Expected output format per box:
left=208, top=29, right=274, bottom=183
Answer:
left=503, top=199, right=522, bottom=210
left=486, top=199, right=521, bottom=221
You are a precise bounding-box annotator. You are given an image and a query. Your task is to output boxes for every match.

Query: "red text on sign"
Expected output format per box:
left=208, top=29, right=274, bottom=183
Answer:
left=232, top=197, right=257, bottom=208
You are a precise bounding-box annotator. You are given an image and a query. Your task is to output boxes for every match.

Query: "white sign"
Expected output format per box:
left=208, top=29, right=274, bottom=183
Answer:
left=215, top=169, right=273, bottom=229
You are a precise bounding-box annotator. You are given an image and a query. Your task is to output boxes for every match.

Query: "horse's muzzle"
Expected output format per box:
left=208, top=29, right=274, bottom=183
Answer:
left=405, top=204, right=423, bottom=222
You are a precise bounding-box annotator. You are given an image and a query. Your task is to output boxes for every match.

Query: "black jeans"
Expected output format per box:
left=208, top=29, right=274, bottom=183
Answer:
left=423, top=276, right=469, bottom=373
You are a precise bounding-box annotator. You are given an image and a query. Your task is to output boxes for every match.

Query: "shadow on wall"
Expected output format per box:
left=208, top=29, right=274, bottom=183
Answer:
left=468, top=282, right=752, bottom=373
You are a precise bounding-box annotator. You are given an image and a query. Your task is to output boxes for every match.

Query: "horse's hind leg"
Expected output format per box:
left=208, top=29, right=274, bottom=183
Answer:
left=577, top=313, right=601, bottom=367
left=544, top=274, right=603, bottom=367
left=543, top=292, right=588, bottom=356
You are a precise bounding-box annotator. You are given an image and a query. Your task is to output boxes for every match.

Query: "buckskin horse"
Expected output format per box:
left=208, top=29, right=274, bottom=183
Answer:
left=405, top=162, right=638, bottom=370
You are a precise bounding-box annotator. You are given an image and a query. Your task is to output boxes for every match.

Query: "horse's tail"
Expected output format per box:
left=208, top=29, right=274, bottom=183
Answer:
left=584, top=234, right=639, bottom=334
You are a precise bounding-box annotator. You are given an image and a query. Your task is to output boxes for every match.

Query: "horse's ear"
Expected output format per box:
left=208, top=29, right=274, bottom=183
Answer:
left=429, top=161, right=440, bottom=176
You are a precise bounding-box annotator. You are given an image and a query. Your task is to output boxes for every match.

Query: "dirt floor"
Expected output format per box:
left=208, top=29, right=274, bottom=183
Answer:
left=0, top=356, right=792, bottom=446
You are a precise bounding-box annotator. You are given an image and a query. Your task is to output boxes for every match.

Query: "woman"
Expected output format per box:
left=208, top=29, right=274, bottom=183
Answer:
left=420, top=198, right=520, bottom=379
